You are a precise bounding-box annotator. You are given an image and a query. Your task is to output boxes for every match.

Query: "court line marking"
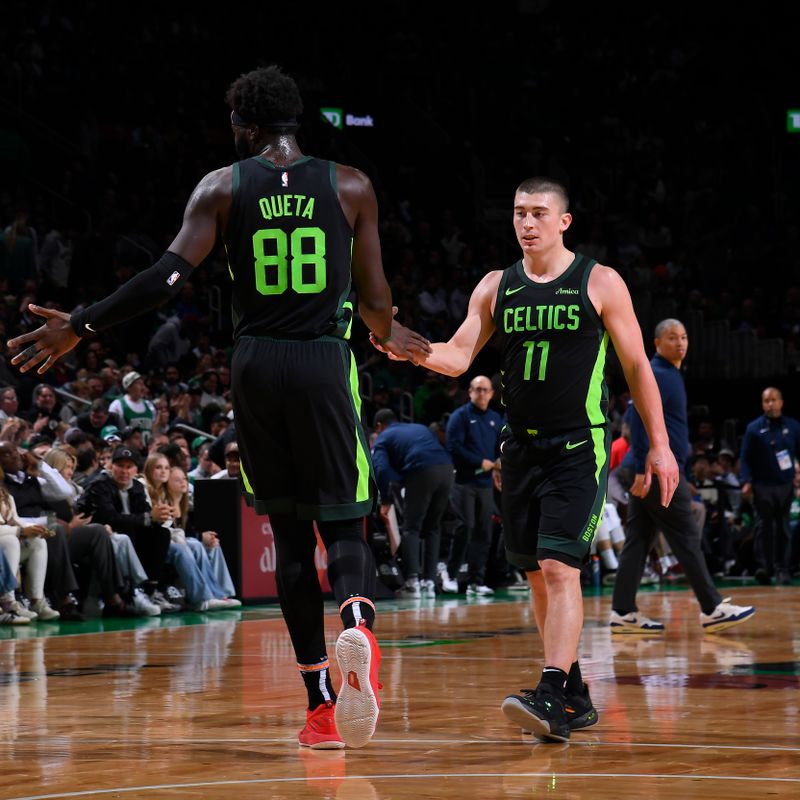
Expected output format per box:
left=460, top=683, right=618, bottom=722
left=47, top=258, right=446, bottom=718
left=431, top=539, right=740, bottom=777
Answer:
left=8, top=737, right=800, bottom=752
left=7, top=771, right=800, bottom=799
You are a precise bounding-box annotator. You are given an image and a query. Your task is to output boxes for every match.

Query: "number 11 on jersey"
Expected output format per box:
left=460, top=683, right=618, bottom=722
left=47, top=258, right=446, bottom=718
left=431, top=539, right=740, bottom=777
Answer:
left=522, top=340, right=549, bottom=381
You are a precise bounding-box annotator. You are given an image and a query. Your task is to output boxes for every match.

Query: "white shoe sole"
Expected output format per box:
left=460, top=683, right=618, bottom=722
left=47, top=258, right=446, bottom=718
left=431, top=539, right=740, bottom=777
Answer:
left=702, top=609, right=755, bottom=633
left=610, top=626, right=664, bottom=634
left=305, top=740, right=346, bottom=750
left=334, top=628, right=379, bottom=749
left=610, top=622, right=664, bottom=634
left=298, top=738, right=345, bottom=750
left=34, top=610, right=60, bottom=621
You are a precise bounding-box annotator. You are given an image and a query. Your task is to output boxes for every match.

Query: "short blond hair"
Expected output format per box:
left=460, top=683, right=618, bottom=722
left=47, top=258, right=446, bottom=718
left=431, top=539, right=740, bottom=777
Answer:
left=44, top=447, right=76, bottom=474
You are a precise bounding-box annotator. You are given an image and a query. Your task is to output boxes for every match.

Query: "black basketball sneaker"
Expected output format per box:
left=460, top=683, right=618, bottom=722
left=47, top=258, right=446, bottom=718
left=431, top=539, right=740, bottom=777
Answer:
left=562, top=682, right=598, bottom=730
left=507, top=681, right=598, bottom=740
left=500, top=685, right=571, bottom=742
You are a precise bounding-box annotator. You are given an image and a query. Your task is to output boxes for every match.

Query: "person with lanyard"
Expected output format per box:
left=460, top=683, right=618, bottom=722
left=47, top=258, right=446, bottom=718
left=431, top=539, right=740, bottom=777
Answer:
left=739, top=386, right=800, bottom=586
left=442, top=374, right=503, bottom=596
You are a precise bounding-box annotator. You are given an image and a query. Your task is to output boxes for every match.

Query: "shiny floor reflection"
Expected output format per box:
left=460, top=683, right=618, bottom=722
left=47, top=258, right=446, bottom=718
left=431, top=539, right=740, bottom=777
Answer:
left=0, top=585, right=798, bottom=799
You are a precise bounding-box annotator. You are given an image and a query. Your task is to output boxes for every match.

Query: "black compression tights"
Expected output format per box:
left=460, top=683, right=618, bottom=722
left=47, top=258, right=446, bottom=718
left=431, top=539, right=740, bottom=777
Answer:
left=271, top=514, right=377, bottom=666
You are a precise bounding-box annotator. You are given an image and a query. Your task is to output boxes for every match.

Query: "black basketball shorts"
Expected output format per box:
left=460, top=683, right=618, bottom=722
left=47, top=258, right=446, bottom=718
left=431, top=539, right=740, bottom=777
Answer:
left=500, top=426, right=610, bottom=570
left=231, top=335, right=376, bottom=521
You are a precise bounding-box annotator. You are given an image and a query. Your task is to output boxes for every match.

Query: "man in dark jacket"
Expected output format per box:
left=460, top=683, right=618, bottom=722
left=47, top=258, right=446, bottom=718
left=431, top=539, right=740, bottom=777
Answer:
left=371, top=409, right=454, bottom=598
left=443, top=375, right=503, bottom=595
left=77, top=445, right=175, bottom=609
left=611, top=319, right=755, bottom=633
left=739, top=386, right=800, bottom=585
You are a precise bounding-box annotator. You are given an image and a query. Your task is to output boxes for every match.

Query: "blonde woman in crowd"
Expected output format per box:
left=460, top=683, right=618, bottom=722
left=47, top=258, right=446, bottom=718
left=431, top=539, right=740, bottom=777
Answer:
left=167, top=465, right=238, bottom=602
left=142, top=454, right=239, bottom=611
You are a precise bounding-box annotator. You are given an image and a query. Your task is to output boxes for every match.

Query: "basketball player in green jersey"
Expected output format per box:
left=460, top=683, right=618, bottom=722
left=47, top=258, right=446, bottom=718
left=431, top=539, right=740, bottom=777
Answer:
left=7, top=65, right=431, bottom=750
left=376, top=176, right=679, bottom=741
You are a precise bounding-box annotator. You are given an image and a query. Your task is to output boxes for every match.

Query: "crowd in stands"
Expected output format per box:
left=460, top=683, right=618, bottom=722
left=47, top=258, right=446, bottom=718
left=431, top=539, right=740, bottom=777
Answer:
left=0, top=372, right=241, bottom=625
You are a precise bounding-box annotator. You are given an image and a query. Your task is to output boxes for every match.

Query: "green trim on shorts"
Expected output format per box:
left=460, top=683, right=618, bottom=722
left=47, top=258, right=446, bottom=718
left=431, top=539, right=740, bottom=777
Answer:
left=347, top=350, right=372, bottom=504
left=590, top=426, right=607, bottom=485
left=536, top=427, right=610, bottom=563
left=239, top=461, right=254, bottom=495
left=297, top=497, right=376, bottom=521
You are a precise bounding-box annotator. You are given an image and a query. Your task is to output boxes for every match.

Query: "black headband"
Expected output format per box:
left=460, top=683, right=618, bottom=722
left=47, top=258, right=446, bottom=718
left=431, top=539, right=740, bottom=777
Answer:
left=231, top=109, right=298, bottom=128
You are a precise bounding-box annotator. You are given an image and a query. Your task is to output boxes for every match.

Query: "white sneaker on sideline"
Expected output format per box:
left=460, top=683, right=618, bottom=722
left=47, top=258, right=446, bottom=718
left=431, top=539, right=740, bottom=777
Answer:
left=420, top=579, right=436, bottom=599
left=31, top=598, right=60, bottom=621
left=195, top=598, right=231, bottom=611
left=396, top=579, right=421, bottom=598
left=466, top=584, right=494, bottom=596
left=700, top=598, right=755, bottom=633
left=9, top=599, right=38, bottom=620
left=639, top=564, right=660, bottom=586
left=150, top=590, right=182, bottom=613
left=0, top=609, right=30, bottom=625
left=609, top=609, right=664, bottom=634
left=133, top=588, right=161, bottom=616
left=505, top=570, right=531, bottom=592
left=440, top=568, right=459, bottom=594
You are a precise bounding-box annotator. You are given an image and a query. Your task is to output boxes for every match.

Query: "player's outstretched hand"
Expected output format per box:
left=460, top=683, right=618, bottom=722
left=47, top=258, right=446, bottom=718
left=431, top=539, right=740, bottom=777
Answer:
left=7, top=304, right=81, bottom=375
left=369, top=306, right=431, bottom=364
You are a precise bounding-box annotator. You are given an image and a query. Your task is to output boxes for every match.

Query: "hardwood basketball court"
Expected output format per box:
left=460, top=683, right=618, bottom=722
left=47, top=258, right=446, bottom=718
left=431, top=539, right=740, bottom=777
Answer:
left=1, top=582, right=798, bottom=799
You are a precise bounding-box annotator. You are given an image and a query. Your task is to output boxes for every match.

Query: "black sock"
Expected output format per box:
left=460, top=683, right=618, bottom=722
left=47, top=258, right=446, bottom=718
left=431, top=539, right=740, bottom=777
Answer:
left=566, top=660, right=583, bottom=694
left=538, top=666, right=568, bottom=698
left=317, top=518, right=377, bottom=630
left=300, top=660, right=337, bottom=711
left=340, top=595, right=376, bottom=630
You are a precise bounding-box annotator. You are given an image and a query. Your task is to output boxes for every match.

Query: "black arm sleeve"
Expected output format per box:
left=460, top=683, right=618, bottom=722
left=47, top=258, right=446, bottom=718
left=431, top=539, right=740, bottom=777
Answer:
left=70, top=251, right=193, bottom=335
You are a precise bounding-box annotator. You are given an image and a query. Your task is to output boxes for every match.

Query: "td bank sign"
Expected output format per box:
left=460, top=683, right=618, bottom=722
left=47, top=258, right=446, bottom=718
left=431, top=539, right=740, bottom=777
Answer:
left=321, top=107, right=375, bottom=130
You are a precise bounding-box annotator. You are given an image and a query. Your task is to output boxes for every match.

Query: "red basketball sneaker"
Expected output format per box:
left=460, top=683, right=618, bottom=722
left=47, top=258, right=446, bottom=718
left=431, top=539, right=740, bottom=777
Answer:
left=298, top=701, right=345, bottom=749
left=334, top=621, right=382, bottom=748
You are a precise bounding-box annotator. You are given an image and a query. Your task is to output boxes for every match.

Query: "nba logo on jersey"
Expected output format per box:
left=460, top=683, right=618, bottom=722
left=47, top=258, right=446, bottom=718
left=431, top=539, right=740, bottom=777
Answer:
left=281, top=171, right=289, bottom=187
left=166, top=271, right=180, bottom=286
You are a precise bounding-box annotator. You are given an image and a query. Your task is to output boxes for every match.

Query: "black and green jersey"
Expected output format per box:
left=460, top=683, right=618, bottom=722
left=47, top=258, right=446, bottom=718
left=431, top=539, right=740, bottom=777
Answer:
left=223, top=156, right=354, bottom=340
left=492, top=253, right=609, bottom=435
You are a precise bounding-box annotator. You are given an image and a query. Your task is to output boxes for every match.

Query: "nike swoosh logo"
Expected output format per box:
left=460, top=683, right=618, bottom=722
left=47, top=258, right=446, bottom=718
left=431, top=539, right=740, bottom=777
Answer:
left=565, top=439, right=588, bottom=450
left=85, top=324, right=96, bottom=333
left=505, top=286, right=525, bottom=296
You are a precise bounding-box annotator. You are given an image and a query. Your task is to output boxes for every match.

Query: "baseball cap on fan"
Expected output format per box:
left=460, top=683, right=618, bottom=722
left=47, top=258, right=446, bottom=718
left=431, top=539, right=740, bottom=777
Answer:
left=122, top=371, right=143, bottom=391
left=111, top=446, right=139, bottom=464
left=101, top=425, right=122, bottom=443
